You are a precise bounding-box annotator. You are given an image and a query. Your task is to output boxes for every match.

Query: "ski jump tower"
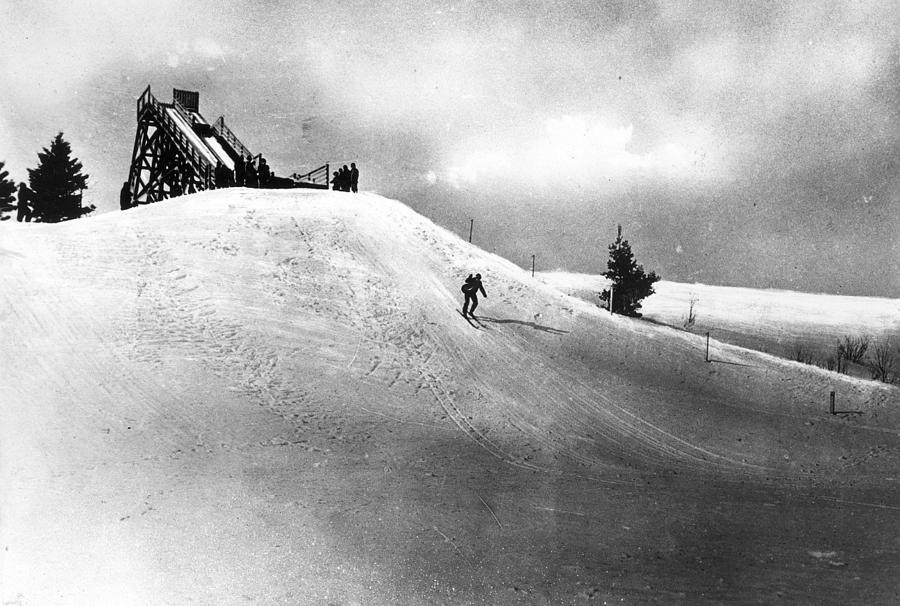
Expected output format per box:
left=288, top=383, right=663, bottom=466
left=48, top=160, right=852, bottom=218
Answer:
left=125, top=86, right=329, bottom=206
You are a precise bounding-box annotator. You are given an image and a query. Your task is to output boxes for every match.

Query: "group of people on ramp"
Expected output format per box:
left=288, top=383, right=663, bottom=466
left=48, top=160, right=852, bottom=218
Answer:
left=221, top=155, right=272, bottom=189
left=331, top=163, right=359, bottom=192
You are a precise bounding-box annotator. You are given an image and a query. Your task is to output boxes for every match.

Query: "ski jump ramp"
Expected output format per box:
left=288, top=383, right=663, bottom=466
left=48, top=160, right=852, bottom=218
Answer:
left=125, top=86, right=329, bottom=206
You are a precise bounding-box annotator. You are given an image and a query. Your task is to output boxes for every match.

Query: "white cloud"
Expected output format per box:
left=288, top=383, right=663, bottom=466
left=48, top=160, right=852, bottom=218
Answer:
left=523, top=116, right=640, bottom=176
left=433, top=115, right=725, bottom=188
left=443, top=150, right=512, bottom=188
left=165, top=38, right=229, bottom=69
left=193, top=38, right=228, bottom=60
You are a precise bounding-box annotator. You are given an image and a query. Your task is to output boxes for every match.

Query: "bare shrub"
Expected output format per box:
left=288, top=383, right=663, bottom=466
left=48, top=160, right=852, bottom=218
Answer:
left=789, top=342, right=815, bottom=365
left=837, top=334, right=871, bottom=364
left=867, top=341, right=897, bottom=384
left=682, top=294, right=698, bottom=330
left=822, top=356, right=838, bottom=372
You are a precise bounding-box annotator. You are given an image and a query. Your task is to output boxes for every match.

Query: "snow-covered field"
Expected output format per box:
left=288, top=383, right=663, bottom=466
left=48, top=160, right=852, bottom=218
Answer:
left=538, top=271, right=900, bottom=366
left=2, top=190, right=899, bottom=604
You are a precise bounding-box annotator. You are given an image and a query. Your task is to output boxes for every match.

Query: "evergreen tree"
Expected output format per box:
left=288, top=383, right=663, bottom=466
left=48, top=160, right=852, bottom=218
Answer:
left=599, top=225, right=660, bottom=317
left=0, top=160, right=16, bottom=221
left=27, top=133, right=92, bottom=222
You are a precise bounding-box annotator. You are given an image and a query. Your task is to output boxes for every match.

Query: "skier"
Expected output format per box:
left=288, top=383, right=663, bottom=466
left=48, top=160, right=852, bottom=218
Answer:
left=461, top=273, right=487, bottom=318
left=16, top=182, right=32, bottom=222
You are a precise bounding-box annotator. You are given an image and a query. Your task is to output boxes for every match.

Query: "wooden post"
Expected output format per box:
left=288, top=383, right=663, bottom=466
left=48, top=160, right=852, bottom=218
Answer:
left=468, top=219, right=473, bottom=243
left=830, top=391, right=835, bottom=415
left=531, top=255, right=535, bottom=277
left=705, top=332, right=710, bottom=362
left=609, top=284, right=614, bottom=314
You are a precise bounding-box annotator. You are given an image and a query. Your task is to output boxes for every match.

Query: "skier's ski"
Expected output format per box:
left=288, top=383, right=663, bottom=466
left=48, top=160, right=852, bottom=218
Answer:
left=457, top=309, right=480, bottom=328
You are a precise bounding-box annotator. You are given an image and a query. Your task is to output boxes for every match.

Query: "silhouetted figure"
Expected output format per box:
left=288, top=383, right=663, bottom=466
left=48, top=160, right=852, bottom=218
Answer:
left=340, top=165, right=351, bottom=192
left=461, top=273, right=487, bottom=318
left=186, top=164, right=198, bottom=194
left=350, top=163, right=359, bottom=193
left=16, top=182, right=32, bottom=222
left=119, top=181, right=132, bottom=210
left=234, top=155, right=246, bottom=187
left=331, top=171, right=340, bottom=190
left=245, top=160, right=258, bottom=188
left=214, top=161, right=230, bottom=188
left=170, top=169, right=183, bottom=197
left=258, top=157, right=271, bottom=187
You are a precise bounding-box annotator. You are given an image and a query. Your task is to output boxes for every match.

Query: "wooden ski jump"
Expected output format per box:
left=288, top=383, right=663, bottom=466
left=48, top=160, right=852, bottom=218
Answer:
left=125, top=86, right=329, bottom=206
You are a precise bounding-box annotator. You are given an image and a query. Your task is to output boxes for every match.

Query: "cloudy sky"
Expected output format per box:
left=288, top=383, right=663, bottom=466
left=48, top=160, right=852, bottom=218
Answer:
left=1, top=0, right=897, bottom=296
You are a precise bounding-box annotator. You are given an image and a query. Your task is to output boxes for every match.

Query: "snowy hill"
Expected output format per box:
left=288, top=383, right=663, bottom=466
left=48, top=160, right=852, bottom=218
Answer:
left=537, top=272, right=900, bottom=365
left=3, top=189, right=900, bottom=604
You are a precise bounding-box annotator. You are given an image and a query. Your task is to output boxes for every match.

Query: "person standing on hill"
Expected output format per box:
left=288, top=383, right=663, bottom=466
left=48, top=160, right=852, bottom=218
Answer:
left=245, top=160, right=258, bottom=188
left=16, top=182, right=32, bottom=222
left=340, top=165, right=351, bottom=191
left=119, top=181, right=132, bottom=210
left=258, top=157, right=271, bottom=187
left=234, top=155, right=246, bottom=187
left=331, top=170, right=340, bottom=190
left=214, top=161, right=229, bottom=188
left=350, top=163, right=359, bottom=193
left=461, top=273, right=487, bottom=318
left=170, top=168, right=183, bottom=197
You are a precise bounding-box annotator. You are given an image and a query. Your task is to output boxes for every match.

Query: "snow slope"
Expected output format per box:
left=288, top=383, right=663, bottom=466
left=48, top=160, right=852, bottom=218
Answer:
left=2, top=189, right=899, bottom=604
left=538, top=271, right=900, bottom=363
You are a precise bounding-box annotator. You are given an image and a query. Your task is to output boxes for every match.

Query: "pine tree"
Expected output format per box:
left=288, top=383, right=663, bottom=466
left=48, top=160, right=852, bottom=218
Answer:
left=599, top=225, right=660, bottom=317
left=27, top=133, right=91, bottom=222
left=0, top=160, right=16, bottom=221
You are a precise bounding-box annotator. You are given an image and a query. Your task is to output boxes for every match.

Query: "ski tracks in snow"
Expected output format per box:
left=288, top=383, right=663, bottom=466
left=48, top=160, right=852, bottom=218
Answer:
left=304, top=210, right=767, bottom=479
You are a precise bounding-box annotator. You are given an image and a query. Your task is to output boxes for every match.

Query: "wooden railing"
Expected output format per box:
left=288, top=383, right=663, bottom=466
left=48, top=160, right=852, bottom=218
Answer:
left=212, top=116, right=253, bottom=161
left=171, top=97, right=192, bottom=124
left=291, top=163, right=330, bottom=187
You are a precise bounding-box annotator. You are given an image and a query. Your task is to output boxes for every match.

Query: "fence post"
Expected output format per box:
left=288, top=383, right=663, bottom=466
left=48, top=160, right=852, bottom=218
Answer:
left=705, top=332, right=710, bottom=362
left=609, top=284, right=614, bottom=314
left=531, top=255, right=535, bottom=278
left=830, top=391, right=835, bottom=415
left=468, top=219, right=473, bottom=243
